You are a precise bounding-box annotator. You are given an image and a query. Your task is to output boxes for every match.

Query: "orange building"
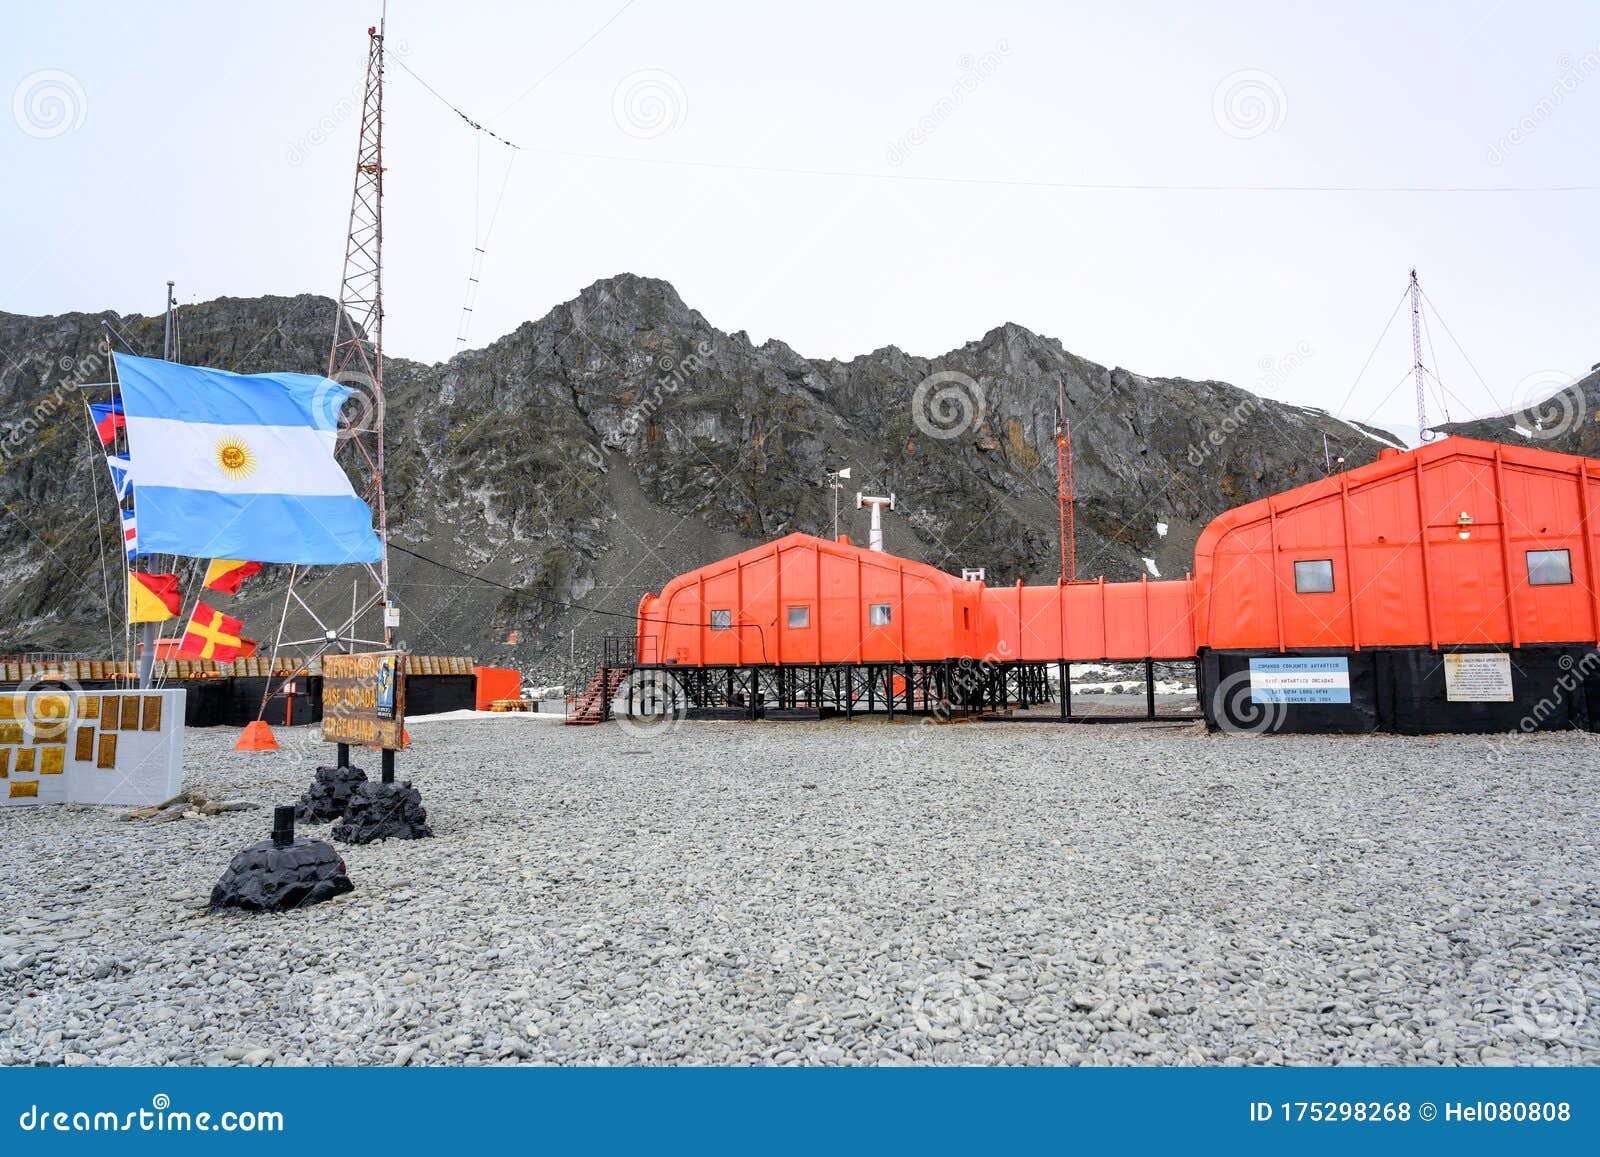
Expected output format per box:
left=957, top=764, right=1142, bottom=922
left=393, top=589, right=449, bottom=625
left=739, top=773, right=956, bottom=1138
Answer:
left=607, top=437, right=1600, bottom=733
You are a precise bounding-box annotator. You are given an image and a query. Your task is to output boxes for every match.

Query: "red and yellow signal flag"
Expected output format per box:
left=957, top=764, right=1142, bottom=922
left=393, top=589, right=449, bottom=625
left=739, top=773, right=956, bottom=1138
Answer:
left=179, top=601, right=258, bottom=662
left=202, top=558, right=263, bottom=596
left=128, top=571, right=182, bottom=623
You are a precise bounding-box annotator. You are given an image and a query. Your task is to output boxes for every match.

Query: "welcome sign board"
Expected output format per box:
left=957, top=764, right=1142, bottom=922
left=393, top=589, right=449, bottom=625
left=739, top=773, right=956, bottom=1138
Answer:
left=321, top=651, right=406, bottom=749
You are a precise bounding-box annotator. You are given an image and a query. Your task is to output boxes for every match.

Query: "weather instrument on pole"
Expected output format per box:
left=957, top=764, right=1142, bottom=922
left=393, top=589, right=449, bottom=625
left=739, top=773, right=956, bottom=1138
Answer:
left=855, top=492, right=895, bottom=553
left=826, top=468, right=851, bottom=539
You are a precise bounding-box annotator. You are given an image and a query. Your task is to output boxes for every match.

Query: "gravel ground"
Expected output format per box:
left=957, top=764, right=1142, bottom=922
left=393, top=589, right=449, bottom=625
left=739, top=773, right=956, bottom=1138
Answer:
left=1, top=717, right=1596, bottom=1067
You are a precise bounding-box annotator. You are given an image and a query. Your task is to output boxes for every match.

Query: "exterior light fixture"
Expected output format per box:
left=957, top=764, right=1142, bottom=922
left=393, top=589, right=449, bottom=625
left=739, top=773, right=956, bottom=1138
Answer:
left=1456, top=511, right=1473, bottom=540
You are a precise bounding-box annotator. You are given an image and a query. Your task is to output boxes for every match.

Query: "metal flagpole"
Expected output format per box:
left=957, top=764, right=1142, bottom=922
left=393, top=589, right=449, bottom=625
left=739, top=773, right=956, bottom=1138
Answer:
left=136, top=280, right=178, bottom=689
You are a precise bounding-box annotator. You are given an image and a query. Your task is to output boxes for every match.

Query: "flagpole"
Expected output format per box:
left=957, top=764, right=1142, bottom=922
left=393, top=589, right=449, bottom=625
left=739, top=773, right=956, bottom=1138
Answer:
left=135, top=281, right=178, bottom=688
left=82, top=397, right=119, bottom=662
left=105, top=354, right=136, bottom=686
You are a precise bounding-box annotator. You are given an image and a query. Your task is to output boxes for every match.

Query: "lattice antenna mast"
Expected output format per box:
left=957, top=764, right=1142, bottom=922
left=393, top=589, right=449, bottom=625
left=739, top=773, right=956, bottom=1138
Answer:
left=328, top=19, right=391, bottom=641
left=1409, top=269, right=1435, bottom=443
left=1055, top=379, right=1076, bottom=584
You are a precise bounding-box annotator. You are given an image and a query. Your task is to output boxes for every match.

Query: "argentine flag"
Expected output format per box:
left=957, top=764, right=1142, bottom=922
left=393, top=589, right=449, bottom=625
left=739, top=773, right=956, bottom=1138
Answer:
left=112, top=353, right=383, bottom=565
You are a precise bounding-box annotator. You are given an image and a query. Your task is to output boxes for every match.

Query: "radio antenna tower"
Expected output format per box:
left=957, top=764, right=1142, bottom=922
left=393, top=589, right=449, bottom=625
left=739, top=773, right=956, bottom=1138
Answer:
left=250, top=16, right=395, bottom=740
left=1055, top=379, right=1076, bottom=584
left=1409, top=269, right=1435, bottom=443
left=262, top=16, right=391, bottom=681
left=326, top=16, right=392, bottom=641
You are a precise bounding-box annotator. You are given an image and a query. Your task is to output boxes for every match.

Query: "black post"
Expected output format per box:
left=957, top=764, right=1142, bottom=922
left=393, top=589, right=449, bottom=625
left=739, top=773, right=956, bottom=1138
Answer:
left=1145, top=657, right=1156, bottom=720
left=336, top=742, right=351, bottom=768
left=1058, top=661, right=1067, bottom=719
left=271, top=804, right=295, bottom=848
left=381, top=748, right=395, bottom=784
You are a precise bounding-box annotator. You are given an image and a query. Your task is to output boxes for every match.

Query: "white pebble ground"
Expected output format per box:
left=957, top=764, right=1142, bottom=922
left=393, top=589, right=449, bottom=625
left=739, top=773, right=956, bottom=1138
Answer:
left=1, top=717, right=1596, bottom=1067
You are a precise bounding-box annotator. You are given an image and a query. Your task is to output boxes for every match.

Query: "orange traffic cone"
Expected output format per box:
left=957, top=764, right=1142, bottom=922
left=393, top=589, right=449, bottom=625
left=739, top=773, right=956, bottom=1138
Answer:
left=235, top=720, right=278, bottom=751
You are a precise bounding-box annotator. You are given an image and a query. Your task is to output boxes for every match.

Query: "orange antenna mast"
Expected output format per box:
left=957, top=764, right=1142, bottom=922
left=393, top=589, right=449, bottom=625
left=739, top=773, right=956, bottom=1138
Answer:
left=1056, top=379, right=1075, bottom=583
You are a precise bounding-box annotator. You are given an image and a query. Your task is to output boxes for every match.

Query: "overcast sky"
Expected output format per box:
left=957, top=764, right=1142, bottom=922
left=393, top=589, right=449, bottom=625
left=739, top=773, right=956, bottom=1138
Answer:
left=3, top=1, right=1596, bottom=436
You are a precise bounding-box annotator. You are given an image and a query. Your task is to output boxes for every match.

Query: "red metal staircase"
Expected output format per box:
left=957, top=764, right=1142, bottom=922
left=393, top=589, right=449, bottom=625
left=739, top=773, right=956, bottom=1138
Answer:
left=564, top=666, right=631, bottom=726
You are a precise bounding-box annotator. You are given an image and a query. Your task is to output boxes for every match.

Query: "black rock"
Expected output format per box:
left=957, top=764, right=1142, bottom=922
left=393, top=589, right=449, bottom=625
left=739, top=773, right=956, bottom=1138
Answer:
left=331, top=781, right=433, bottom=844
left=208, top=838, right=354, bottom=913
left=294, top=764, right=368, bottom=823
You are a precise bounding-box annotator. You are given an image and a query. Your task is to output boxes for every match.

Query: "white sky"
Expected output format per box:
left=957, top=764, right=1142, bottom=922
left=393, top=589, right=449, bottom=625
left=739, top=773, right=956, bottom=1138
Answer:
left=3, top=0, right=1596, bottom=436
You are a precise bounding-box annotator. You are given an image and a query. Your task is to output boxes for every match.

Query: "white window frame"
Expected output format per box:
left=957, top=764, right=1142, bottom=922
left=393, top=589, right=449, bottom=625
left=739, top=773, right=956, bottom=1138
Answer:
left=1527, top=548, right=1573, bottom=586
left=1293, top=559, right=1335, bottom=594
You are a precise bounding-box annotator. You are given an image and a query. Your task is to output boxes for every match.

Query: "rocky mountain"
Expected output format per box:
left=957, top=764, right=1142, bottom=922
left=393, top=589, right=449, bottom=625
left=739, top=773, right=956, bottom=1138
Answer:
left=1, top=274, right=1411, bottom=682
left=1436, top=365, right=1600, bottom=456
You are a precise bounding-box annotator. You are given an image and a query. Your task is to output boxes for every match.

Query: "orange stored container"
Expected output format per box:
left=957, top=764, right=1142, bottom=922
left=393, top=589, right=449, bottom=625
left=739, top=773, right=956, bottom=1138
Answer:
left=473, top=666, right=523, bottom=709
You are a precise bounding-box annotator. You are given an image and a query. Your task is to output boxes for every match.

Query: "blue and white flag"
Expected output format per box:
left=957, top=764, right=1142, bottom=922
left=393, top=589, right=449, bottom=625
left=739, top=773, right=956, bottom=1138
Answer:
left=121, top=507, right=142, bottom=560
left=111, top=353, right=382, bottom=565
left=105, top=454, right=133, bottom=501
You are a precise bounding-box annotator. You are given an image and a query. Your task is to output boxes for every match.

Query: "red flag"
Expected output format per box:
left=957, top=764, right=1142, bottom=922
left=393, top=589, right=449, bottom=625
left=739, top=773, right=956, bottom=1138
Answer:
left=179, top=601, right=257, bottom=662
left=202, top=558, right=263, bottom=595
left=90, top=400, right=125, bottom=445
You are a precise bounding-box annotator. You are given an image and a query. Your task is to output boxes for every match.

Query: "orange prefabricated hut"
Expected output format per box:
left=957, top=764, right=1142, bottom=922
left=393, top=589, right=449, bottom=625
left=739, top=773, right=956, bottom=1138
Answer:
left=634, top=535, right=1195, bottom=668
left=625, top=437, right=1600, bottom=733
left=1192, top=435, right=1600, bottom=732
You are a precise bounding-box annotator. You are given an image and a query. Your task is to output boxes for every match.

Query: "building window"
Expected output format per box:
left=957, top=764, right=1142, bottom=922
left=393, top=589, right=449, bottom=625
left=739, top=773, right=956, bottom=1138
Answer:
left=709, top=609, right=732, bottom=630
left=1527, top=549, right=1573, bottom=586
left=1294, top=559, right=1335, bottom=593
left=869, top=603, right=892, bottom=626
left=787, top=606, right=810, bottom=629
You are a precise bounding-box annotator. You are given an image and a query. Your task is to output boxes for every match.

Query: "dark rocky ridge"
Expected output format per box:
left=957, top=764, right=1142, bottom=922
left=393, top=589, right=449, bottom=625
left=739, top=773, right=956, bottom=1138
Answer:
left=1436, top=366, right=1600, bottom=456
left=2, top=273, right=1415, bottom=682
